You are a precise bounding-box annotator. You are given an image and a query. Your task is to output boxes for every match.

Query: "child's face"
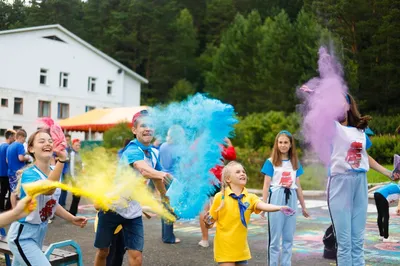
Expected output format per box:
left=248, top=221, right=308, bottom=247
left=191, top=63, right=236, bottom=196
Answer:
left=277, top=135, right=291, bottom=155
left=226, top=164, right=247, bottom=186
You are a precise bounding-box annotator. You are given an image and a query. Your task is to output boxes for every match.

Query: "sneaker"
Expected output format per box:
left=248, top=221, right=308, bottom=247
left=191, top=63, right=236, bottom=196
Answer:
left=383, top=237, right=399, bottom=243
left=378, top=236, right=384, bottom=241
left=198, top=240, right=209, bottom=248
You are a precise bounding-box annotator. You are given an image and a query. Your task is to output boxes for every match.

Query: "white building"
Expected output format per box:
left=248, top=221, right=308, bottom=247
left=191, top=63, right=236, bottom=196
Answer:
left=0, top=24, right=148, bottom=141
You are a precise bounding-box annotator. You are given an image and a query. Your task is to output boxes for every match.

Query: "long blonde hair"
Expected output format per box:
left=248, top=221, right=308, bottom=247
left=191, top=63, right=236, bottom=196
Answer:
left=215, top=161, right=244, bottom=211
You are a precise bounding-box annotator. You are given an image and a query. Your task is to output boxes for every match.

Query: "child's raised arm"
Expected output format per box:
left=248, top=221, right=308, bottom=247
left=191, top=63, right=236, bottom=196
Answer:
left=256, top=201, right=285, bottom=213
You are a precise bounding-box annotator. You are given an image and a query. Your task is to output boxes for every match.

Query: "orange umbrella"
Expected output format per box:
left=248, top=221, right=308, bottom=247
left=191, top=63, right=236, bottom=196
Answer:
left=59, top=106, right=148, bottom=132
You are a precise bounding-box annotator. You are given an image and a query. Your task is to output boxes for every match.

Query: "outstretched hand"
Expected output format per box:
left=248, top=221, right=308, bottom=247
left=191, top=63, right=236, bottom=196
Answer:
left=72, top=216, right=88, bottom=228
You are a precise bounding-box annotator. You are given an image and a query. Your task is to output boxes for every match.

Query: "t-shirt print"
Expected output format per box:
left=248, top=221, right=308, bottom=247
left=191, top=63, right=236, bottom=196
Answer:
left=279, top=171, right=292, bottom=186
left=39, top=199, right=57, bottom=222
left=345, top=141, right=363, bottom=169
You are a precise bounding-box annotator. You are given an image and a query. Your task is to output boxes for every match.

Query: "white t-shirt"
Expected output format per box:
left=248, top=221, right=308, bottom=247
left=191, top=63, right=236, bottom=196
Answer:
left=19, top=166, right=61, bottom=224
left=330, top=121, right=372, bottom=176
left=261, top=158, right=304, bottom=192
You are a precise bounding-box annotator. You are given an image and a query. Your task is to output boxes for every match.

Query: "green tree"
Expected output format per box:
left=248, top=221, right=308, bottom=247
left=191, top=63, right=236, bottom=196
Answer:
left=205, top=11, right=264, bottom=115
left=202, top=0, right=237, bottom=46
left=168, top=79, right=195, bottom=102
left=103, top=123, right=133, bottom=149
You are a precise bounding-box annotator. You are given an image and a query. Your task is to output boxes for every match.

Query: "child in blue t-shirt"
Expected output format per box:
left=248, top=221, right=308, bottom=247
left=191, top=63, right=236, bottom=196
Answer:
left=369, top=183, right=400, bottom=242
left=261, top=130, right=309, bottom=266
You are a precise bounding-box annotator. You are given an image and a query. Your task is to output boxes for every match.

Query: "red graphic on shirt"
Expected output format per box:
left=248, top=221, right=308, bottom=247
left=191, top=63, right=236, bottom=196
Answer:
left=39, top=199, right=57, bottom=222
left=345, top=141, right=363, bottom=169
left=280, top=171, right=292, bottom=187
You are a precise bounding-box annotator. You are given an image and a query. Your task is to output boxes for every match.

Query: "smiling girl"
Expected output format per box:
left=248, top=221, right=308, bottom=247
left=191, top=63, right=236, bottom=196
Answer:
left=7, top=129, right=87, bottom=266
left=261, top=130, right=309, bottom=266
left=205, top=161, right=293, bottom=266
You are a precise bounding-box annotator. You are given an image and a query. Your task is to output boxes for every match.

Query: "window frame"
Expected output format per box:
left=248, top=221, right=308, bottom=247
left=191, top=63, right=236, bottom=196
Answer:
left=57, top=102, right=70, bottom=119
left=59, top=72, right=69, bottom=88
left=88, top=77, right=97, bottom=92
left=38, top=100, right=51, bottom=117
left=1, top=98, right=8, bottom=107
left=40, top=68, right=48, bottom=85
left=13, top=97, right=23, bottom=115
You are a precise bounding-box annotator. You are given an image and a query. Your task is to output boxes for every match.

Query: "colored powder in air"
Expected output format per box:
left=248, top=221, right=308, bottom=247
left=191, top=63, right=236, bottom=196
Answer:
left=297, top=47, right=348, bottom=167
left=148, top=93, right=238, bottom=219
left=23, top=147, right=176, bottom=222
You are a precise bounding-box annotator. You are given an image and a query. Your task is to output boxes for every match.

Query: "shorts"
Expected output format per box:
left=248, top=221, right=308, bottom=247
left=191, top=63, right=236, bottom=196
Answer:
left=218, top=260, right=248, bottom=265
left=8, top=175, right=18, bottom=192
left=94, top=211, right=144, bottom=251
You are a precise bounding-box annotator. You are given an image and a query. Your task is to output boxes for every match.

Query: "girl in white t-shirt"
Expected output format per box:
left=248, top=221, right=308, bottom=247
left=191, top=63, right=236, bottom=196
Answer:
left=327, top=94, right=400, bottom=266
left=7, top=129, right=87, bottom=266
left=261, top=130, right=309, bottom=266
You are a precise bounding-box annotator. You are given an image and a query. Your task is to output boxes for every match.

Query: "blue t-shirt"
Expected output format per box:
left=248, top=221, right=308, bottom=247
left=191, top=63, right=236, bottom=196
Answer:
left=6, top=142, right=26, bottom=176
left=159, top=142, right=183, bottom=175
left=120, top=141, right=162, bottom=171
left=375, top=183, right=400, bottom=200
left=19, top=166, right=60, bottom=224
left=0, top=143, right=9, bottom=176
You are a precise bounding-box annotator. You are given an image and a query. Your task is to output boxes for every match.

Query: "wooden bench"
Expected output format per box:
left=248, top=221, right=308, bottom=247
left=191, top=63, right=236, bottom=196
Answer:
left=0, top=228, right=83, bottom=266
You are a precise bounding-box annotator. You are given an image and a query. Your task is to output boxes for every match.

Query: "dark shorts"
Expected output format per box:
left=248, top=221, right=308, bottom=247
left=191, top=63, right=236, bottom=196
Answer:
left=94, top=211, right=144, bottom=251
left=218, top=260, right=248, bottom=265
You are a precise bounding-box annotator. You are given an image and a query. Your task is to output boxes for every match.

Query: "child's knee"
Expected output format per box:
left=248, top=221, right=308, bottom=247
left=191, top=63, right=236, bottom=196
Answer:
left=96, top=248, right=110, bottom=259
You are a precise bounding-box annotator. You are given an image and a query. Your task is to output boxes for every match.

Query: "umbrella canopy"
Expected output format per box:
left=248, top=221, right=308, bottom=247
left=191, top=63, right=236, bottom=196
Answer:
left=59, top=106, right=148, bottom=132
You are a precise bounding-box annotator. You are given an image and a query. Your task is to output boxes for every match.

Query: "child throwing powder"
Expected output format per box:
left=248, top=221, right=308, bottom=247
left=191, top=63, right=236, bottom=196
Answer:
left=205, top=161, right=294, bottom=266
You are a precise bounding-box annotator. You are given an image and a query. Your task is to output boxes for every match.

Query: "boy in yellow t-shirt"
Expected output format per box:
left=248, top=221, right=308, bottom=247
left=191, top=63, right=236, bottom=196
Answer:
left=205, top=161, right=294, bottom=265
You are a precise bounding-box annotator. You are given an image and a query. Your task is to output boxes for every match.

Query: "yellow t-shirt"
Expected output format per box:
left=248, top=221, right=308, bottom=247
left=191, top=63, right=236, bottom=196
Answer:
left=210, top=187, right=261, bottom=262
left=94, top=212, right=122, bottom=234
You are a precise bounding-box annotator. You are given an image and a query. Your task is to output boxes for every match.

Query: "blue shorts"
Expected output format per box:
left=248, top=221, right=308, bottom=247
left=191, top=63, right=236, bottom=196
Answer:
left=94, top=211, right=144, bottom=251
left=218, top=261, right=248, bottom=265
left=8, top=175, right=18, bottom=192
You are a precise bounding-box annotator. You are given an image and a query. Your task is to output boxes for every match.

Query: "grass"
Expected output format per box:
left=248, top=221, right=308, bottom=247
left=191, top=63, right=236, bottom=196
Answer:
left=297, top=164, right=394, bottom=191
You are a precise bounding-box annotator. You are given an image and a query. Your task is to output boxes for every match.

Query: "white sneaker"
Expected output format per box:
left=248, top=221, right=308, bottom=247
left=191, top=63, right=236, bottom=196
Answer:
left=383, top=237, right=399, bottom=243
left=378, top=236, right=384, bottom=241
left=198, top=240, right=209, bottom=248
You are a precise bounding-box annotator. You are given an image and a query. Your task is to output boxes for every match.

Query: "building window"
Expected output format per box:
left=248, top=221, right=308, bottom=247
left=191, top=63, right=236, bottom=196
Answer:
left=14, top=97, right=23, bottom=114
left=0, top=129, right=6, bottom=136
left=40, top=69, right=48, bottom=85
left=57, top=103, right=69, bottom=119
left=59, top=72, right=69, bottom=88
left=38, top=100, right=51, bottom=117
left=88, top=77, right=96, bottom=92
left=1, top=98, right=8, bottom=107
left=85, top=106, right=95, bottom=112
left=107, top=80, right=113, bottom=95
left=13, top=126, right=22, bottom=130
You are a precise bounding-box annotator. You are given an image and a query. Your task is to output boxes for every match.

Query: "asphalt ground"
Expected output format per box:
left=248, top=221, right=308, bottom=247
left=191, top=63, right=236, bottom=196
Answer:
left=2, top=195, right=400, bottom=266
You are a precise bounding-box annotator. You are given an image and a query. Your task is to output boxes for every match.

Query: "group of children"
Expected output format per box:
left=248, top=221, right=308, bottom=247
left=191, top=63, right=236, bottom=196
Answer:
left=1, top=91, right=400, bottom=266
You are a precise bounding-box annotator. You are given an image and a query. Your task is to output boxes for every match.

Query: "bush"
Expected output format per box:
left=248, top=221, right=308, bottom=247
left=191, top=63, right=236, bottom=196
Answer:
left=368, top=114, right=400, bottom=135
left=103, top=123, right=133, bottom=149
left=368, top=135, right=400, bottom=165
left=235, top=147, right=271, bottom=189
left=234, top=111, right=300, bottom=151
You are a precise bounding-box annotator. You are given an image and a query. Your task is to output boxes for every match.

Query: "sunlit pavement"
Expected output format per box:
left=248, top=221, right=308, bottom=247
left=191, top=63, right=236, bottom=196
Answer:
left=3, top=197, right=400, bottom=265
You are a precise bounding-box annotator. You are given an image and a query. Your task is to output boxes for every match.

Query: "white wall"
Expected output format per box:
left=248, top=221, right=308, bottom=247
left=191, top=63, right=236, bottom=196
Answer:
left=123, top=73, right=141, bottom=107
left=0, top=27, right=142, bottom=141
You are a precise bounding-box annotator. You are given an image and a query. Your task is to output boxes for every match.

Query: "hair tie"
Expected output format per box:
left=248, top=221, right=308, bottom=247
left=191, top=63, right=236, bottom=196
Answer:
left=345, top=94, right=351, bottom=104
left=279, top=130, right=292, bottom=137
